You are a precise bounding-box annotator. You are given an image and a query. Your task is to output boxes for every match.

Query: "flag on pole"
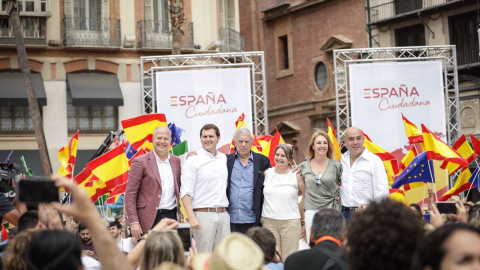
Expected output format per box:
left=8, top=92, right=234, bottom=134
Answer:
left=85, top=142, right=130, bottom=191
left=168, top=122, right=183, bottom=147
left=469, top=134, right=480, bottom=157
left=391, top=152, right=435, bottom=189
left=326, top=118, right=341, bottom=161
left=128, top=148, right=149, bottom=166
left=397, top=147, right=423, bottom=191
left=125, top=142, right=137, bottom=159
left=57, top=131, right=80, bottom=178
left=438, top=168, right=473, bottom=201
left=468, top=166, right=480, bottom=188
left=228, top=113, right=253, bottom=154
left=440, top=134, right=475, bottom=175
left=4, top=150, right=13, bottom=163
left=106, top=182, right=127, bottom=204
left=421, top=124, right=468, bottom=167
left=363, top=132, right=399, bottom=186
left=121, top=113, right=168, bottom=150
left=171, top=140, right=188, bottom=165
left=73, top=168, right=106, bottom=203
left=402, top=114, right=423, bottom=144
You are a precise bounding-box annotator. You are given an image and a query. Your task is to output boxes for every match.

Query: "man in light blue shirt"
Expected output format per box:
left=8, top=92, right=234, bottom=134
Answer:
left=227, top=127, right=271, bottom=234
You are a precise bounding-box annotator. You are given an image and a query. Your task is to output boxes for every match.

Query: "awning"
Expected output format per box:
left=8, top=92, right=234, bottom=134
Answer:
left=0, top=72, right=47, bottom=106
left=67, top=73, right=124, bottom=106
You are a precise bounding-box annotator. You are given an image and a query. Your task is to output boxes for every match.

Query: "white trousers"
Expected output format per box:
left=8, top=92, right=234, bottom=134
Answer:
left=192, top=211, right=230, bottom=252
left=305, top=209, right=318, bottom=245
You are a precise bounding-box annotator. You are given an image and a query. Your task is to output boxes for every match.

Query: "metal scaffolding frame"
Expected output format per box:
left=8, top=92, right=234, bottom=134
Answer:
left=333, top=46, right=460, bottom=146
left=140, top=52, right=268, bottom=135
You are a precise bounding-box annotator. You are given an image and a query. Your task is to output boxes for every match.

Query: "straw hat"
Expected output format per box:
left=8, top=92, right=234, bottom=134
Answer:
left=191, top=233, right=266, bottom=270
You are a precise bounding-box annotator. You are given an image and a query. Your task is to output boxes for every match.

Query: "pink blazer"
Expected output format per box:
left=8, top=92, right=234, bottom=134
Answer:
left=124, top=151, right=181, bottom=232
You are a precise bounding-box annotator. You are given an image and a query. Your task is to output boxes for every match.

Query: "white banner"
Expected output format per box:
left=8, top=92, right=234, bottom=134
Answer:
left=156, top=68, right=252, bottom=152
left=349, top=61, right=446, bottom=154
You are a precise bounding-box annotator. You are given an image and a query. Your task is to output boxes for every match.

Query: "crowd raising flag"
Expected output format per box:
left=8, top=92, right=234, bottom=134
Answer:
left=121, top=113, right=168, bottom=150
left=391, top=152, right=435, bottom=189
left=326, top=118, right=341, bottom=161
left=57, top=131, right=79, bottom=178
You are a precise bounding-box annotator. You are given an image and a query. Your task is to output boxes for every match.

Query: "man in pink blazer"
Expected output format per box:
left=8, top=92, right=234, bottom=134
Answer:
left=125, top=126, right=181, bottom=239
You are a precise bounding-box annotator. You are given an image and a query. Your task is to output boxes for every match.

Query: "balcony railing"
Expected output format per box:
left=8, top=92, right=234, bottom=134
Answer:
left=63, top=17, right=121, bottom=47
left=457, top=45, right=480, bottom=67
left=137, top=20, right=194, bottom=49
left=219, top=28, right=244, bottom=52
left=0, top=16, right=46, bottom=45
left=369, top=0, right=464, bottom=24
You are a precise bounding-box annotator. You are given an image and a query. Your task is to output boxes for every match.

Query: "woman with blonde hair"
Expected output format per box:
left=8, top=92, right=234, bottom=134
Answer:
left=140, top=230, right=186, bottom=270
left=261, top=144, right=305, bottom=260
left=299, top=130, right=342, bottom=243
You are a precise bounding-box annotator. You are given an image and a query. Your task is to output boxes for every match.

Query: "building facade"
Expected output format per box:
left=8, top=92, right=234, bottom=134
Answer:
left=241, top=0, right=367, bottom=162
left=0, top=0, right=243, bottom=175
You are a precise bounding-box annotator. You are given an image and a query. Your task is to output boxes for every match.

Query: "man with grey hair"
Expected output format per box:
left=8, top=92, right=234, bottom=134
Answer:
left=284, top=209, right=347, bottom=270
left=227, top=126, right=271, bottom=233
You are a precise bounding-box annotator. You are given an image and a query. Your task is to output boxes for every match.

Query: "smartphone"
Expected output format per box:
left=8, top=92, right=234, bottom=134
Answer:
left=18, top=178, right=59, bottom=203
left=176, top=223, right=192, bottom=256
left=436, top=202, right=457, bottom=214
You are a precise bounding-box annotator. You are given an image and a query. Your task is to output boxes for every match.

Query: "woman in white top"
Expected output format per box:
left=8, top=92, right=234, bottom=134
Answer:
left=261, top=144, right=305, bottom=260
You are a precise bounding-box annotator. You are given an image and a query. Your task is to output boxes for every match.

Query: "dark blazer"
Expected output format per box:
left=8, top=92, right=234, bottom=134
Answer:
left=124, top=151, right=181, bottom=232
left=284, top=241, right=347, bottom=270
left=226, top=152, right=271, bottom=226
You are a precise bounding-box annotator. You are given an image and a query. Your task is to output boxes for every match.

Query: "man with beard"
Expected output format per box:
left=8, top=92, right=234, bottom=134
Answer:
left=108, top=220, right=137, bottom=254
left=79, top=223, right=96, bottom=259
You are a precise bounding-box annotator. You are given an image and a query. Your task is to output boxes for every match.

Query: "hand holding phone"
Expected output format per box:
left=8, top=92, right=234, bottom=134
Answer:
left=176, top=223, right=192, bottom=256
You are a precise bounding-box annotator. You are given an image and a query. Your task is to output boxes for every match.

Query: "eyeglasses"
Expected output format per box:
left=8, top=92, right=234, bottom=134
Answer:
left=315, top=174, right=322, bottom=186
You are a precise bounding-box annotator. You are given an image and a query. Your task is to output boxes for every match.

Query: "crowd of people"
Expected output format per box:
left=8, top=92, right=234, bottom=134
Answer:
left=0, top=123, right=479, bottom=270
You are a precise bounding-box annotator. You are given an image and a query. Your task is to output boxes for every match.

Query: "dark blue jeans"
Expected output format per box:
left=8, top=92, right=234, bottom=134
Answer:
left=151, top=208, right=177, bottom=229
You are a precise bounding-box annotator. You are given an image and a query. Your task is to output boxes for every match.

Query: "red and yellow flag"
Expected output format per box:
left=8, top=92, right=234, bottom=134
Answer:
left=106, top=182, right=127, bottom=204
left=73, top=168, right=106, bottom=203
left=438, top=168, right=473, bottom=201
left=469, top=134, right=480, bottom=157
left=440, top=134, right=475, bottom=175
left=57, top=131, right=79, bottom=178
left=402, top=114, right=423, bottom=144
left=257, top=128, right=285, bottom=167
left=85, top=142, right=130, bottom=191
left=389, top=189, right=408, bottom=205
left=363, top=132, right=399, bottom=186
left=326, top=118, right=341, bottom=161
left=421, top=124, right=468, bottom=167
left=228, top=113, right=262, bottom=154
left=121, top=113, right=167, bottom=150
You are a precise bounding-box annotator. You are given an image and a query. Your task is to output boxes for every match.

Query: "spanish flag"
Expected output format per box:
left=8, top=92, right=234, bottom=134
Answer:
left=440, top=134, right=475, bottom=175
left=121, top=114, right=168, bottom=150
left=326, top=118, right=341, bottom=161
left=85, top=142, right=130, bottom=191
left=57, top=131, right=79, bottom=178
left=363, top=132, right=399, bottom=186
left=402, top=114, right=423, bottom=144
left=73, top=168, right=107, bottom=203
left=259, top=128, right=285, bottom=167
left=469, top=134, right=480, bottom=156
left=106, top=182, right=127, bottom=204
left=438, top=168, right=473, bottom=201
left=421, top=124, right=468, bottom=167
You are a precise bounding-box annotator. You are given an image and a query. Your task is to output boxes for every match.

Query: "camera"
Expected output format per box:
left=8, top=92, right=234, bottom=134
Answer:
left=0, top=162, right=21, bottom=193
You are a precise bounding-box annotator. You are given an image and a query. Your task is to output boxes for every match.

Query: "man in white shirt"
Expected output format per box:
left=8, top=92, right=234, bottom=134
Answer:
left=125, top=126, right=182, bottom=240
left=108, top=220, right=136, bottom=254
left=340, top=126, right=389, bottom=220
left=181, top=123, right=230, bottom=252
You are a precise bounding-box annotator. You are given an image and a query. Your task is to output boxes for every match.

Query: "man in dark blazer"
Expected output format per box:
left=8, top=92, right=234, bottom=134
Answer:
left=226, top=127, right=271, bottom=234
left=284, top=209, right=347, bottom=270
left=125, top=126, right=181, bottom=240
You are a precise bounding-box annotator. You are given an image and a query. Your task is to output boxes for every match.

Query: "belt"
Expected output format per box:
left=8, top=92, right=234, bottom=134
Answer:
left=194, top=207, right=227, bottom=213
left=157, top=207, right=177, bottom=214
left=341, top=206, right=358, bottom=212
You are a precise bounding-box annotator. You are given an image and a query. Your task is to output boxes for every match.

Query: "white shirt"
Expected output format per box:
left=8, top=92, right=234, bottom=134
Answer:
left=261, top=168, right=300, bottom=220
left=116, top=237, right=134, bottom=253
left=340, top=148, right=389, bottom=207
left=180, top=147, right=229, bottom=208
left=81, top=256, right=101, bottom=270
left=154, top=152, right=176, bottom=210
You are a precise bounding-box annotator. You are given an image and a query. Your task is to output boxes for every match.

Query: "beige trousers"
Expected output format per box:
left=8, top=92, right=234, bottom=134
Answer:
left=261, top=216, right=301, bottom=260
left=192, top=211, right=230, bottom=252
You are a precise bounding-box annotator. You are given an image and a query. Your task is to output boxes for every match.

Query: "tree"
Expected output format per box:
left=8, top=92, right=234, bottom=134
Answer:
left=5, top=0, right=52, bottom=176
